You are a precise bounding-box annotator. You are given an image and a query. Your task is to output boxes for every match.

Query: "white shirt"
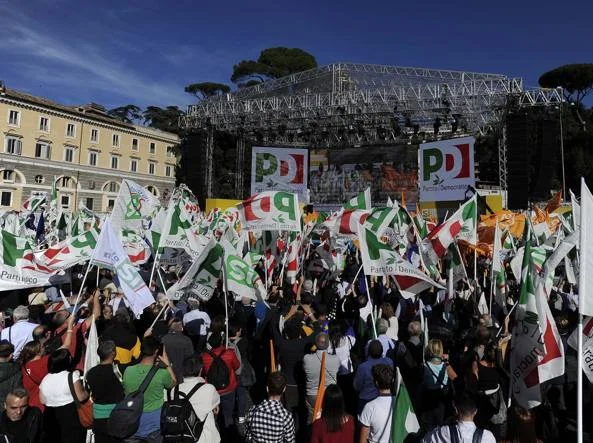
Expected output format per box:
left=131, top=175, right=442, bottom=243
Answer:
left=359, top=395, right=393, bottom=443
left=109, top=295, right=130, bottom=311
left=177, top=376, right=220, bottom=443
left=40, top=370, right=80, bottom=407
left=0, top=320, right=38, bottom=359
left=422, top=421, right=496, bottom=443
left=183, top=310, right=211, bottom=336
left=328, top=335, right=356, bottom=375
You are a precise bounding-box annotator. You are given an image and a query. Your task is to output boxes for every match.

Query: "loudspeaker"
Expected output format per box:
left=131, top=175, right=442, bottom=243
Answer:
left=506, top=113, right=530, bottom=210
left=531, top=118, right=558, bottom=201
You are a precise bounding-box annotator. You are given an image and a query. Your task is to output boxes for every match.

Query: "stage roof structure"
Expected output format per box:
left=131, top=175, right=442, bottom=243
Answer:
left=182, top=62, right=563, bottom=146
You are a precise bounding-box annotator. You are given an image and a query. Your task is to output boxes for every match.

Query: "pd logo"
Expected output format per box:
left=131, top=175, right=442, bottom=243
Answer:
left=255, top=151, right=305, bottom=184
left=423, top=143, right=471, bottom=183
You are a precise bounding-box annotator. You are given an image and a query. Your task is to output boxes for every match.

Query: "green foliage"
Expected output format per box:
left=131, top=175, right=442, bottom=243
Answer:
left=107, top=104, right=142, bottom=123
left=231, top=47, right=317, bottom=87
left=539, top=64, right=593, bottom=104
left=143, top=106, right=184, bottom=134
left=184, top=82, right=231, bottom=100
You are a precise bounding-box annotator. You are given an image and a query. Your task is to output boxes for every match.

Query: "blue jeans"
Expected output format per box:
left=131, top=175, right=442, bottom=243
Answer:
left=219, top=390, right=236, bottom=428
left=236, top=385, right=248, bottom=417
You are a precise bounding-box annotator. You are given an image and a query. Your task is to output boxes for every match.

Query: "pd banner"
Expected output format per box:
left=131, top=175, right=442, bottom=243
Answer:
left=251, top=147, right=308, bottom=202
left=418, top=137, right=475, bottom=202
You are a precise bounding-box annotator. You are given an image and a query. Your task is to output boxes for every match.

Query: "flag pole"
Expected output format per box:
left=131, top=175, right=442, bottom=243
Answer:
left=577, top=178, right=586, bottom=443
left=221, top=251, right=230, bottom=348
left=148, top=249, right=160, bottom=291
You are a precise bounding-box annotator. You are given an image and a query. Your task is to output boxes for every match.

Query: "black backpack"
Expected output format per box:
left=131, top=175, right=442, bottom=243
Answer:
left=205, top=348, right=230, bottom=391
left=107, top=364, right=160, bottom=439
left=161, top=382, right=206, bottom=442
left=448, top=424, right=484, bottom=443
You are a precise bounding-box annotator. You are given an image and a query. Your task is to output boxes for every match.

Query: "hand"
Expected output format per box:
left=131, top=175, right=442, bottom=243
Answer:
left=144, top=328, right=153, bottom=338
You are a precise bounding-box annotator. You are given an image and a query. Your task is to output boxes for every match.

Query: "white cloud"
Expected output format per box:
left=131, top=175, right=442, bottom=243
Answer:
left=0, top=7, right=190, bottom=108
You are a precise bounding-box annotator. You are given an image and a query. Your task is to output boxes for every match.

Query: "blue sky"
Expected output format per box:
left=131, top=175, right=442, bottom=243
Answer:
left=1, top=0, right=591, bottom=111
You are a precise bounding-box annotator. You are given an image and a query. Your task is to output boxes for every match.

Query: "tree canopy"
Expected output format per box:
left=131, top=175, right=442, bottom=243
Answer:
left=184, top=82, right=231, bottom=100
left=143, top=106, right=184, bottom=134
left=539, top=64, right=593, bottom=104
left=231, top=47, right=317, bottom=87
left=107, top=104, right=142, bottom=123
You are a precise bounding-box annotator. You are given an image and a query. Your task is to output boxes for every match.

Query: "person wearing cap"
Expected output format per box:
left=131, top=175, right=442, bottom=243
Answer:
left=0, top=306, right=38, bottom=360
left=160, top=317, right=194, bottom=384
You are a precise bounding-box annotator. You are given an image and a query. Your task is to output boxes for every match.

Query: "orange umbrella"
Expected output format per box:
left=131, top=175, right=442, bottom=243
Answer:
left=312, top=352, right=326, bottom=422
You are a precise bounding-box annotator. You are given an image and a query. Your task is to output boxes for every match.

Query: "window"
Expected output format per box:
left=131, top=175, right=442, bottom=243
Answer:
left=64, top=147, right=74, bottom=162
left=148, top=161, right=156, bottom=175
left=147, top=185, right=158, bottom=196
left=90, top=129, right=99, bottom=142
left=165, top=165, right=172, bottom=177
left=8, top=110, right=20, bottom=126
left=5, top=137, right=22, bottom=155
left=0, top=191, right=12, bottom=207
left=39, top=117, right=50, bottom=132
left=66, top=123, right=76, bottom=138
left=107, top=198, right=115, bottom=210
left=35, top=175, right=44, bottom=184
left=112, top=134, right=120, bottom=147
left=130, top=159, right=138, bottom=172
left=89, top=151, right=98, bottom=166
left=2, top=170, right=14, bottom=182
left=60, top=177, right=72, bottom=187
left=131, top=138, right=139, bottom=151
left=166, top=146, right=174, bottom=158
left=85, top=198, right=93, bottom=210
left=60, top=195, right=70, bottom=208
left=149, top=142, right=156, bottom=154
left=108, top=182, right=119, bottom=193
left=35, top=142, right=51, bottom=159
left=111, top=156, right=119, bottom=169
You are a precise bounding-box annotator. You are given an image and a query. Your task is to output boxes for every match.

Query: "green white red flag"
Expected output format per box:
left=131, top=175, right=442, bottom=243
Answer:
left=491, top=222, right=507, bottom=308
left=110, top=179, right=160, bottom=233
left=220, top=238, right=265, bottom=301
left=0, top=230, right=52, bottom=290
left=344, top=187, right=371, bottom=210
left=237, top=191, right=301, bottom=232
left=35, top=228, right=99, bottom=271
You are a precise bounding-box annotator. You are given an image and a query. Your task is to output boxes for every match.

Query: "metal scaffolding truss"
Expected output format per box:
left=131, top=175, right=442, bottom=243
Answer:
left=183, top=63, right=563, bottom=143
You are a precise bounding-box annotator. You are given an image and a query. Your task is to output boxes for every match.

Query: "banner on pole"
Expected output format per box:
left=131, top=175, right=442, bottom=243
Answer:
left=251, top=147, right=308, bottom=203
left=419, top=136, right=476, bottom=202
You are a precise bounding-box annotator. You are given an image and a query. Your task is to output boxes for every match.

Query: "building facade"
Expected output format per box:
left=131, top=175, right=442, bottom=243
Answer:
left=0, top=83, right=178, bottom=212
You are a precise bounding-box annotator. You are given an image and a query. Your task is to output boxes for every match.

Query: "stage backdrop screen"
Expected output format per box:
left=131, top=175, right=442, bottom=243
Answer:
left=309, top=145, right=418, bottom=209
left=251, top=147, right=308, bottom=202
left=418, top=136, right=476, bottom=202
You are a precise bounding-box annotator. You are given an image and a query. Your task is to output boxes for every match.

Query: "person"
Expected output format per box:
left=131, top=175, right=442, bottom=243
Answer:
left=245, top=371, right=295, bottom=443
left=19, top=314, right=75, bottom=412
left=175, top=355, right=220, bottom=443
left=393, top=320, right=423, bottom=407
left=183, top=298, right=211, bottom=352
left=96, top=304, right=114, bottom=336
left=310, top=384, right=354, bottom=443
left=422, top=392, right=496, bottom=443
left=27, top=288, right=47, bottom=307
left=380, top=303, right=398, bottom=341
left=502, top=406, right=542, bottom=443
left=85, top=340, right=125, bottom=443
left=354, top=339, right=393, bottom=413
left=365, top=319, right=395, bottom=358
left=421, top=339, right=450, bottom=430
left=160, top=317, right=194, bottom=384
left=228, top=318, right=254, bottom=423
left=0, top=388, right=43, bottom=443
left=101, top=309, right=141, bottom=371
left=0, top=341, right=21, bottom=415
left=122, top=336, right=176, bottom=443
left=0, top=306, right=38, bottom=360
left=201, top=330, right=240, bottom=435
left=303, top=333, right=340, bottom=423
left=39, top=348, right=88, bottom=443
left=359, top=364, right=394, bottom=443
left=108, top=288, right=130, bottom=312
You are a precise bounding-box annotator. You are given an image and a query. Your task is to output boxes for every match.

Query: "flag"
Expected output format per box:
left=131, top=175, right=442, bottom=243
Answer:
left=510, top=236, right=544, bottom=408
left=285, top=234, right=301, bottom=283
left=492, top=222, right=507, bottom=308
left=580, top=178, right=593, bottom=316
left=110, top=179, right=160, bottom=232
left=221, top=238, right=265, bottom=301
left=91, top=219, right=154, bottom=317
left=22, top=194, right=46, bottom=212
left=364, top=207, right=399, bottom=237
left=0, top=230, right=52, bottom=290
left=344, top=187, right=371, bottom=210
left=312, top=352, right=326, bottom=421
left=323, top=209, right=369, bottom=238
left=502, top=229, right=516, bottom=252
left=49, top=178, right=58, bottom=225
left=359, top=227, right=443, bottom=298
left=413, top=205, right=429, bottom=239
left=392, top=368, right=420, bottom=443
left=121, top=230, right=152, bottom=265
left=83, top=315, right=99, bottom=376
left=35, top=212, right=45, bottom=243
left=166, top=238, right=223, bottom=301
left=422, top=195, right=477, bottom=263
left=35, top=228, right=100, bottom=271
left=545, top=191, right=562, bottom=213
left=237, top=191, right=301, bottom=232
left=571, top=189, right=581, bottom=234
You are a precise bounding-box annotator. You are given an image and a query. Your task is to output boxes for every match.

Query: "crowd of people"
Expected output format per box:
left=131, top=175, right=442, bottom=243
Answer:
left=0, top=244, right=585, bottom=443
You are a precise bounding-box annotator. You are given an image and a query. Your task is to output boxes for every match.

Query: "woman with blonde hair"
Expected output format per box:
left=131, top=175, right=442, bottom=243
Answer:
left=421, top=339, right=450, bottom=430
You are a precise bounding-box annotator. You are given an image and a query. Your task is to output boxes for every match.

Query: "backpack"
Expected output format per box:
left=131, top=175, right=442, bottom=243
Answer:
left=107, top=364, right=160, bottom=439
left=160, top=382, right=206, bottom=442
left=448, top=424, right=484, bottom=443
left=205, top=348, right=230, bottom=391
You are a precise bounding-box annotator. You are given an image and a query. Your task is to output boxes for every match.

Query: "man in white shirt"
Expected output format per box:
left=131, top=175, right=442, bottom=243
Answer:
left=359, top=364, right=394, bottom=443
left=183, top=298, right=211, bottom=336
left=0, top=306, right=38, bottom=360
left=422, top=392, right=496, bottom=443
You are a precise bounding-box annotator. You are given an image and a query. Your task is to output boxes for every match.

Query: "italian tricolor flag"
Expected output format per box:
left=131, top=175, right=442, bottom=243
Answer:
left=344, top=187, right=371, bottom=210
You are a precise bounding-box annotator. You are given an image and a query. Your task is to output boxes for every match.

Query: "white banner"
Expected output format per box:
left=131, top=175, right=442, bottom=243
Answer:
left=418, top=136, right=476, bottom=202
left=251, top=147, right=308, bottom=203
